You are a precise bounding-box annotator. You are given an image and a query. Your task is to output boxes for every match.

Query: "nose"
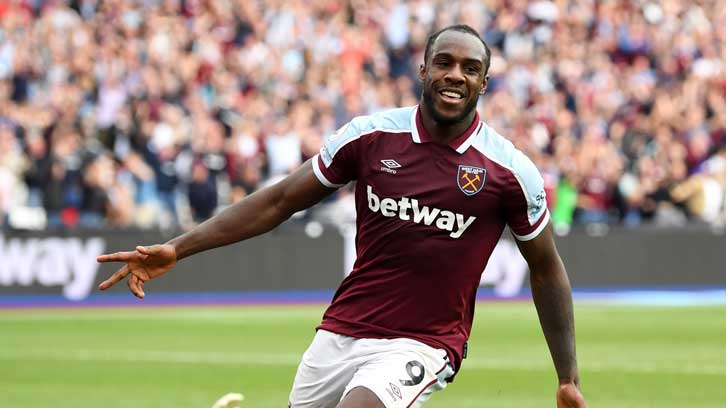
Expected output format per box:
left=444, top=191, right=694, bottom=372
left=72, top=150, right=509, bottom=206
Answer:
left=443, top=63, right=465, bottom=84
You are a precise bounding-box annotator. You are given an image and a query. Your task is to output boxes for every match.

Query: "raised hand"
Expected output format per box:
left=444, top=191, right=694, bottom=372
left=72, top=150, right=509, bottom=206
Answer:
left=97, top=244, right=177, bottom=298
left=557, top=383, right=587, bottom=408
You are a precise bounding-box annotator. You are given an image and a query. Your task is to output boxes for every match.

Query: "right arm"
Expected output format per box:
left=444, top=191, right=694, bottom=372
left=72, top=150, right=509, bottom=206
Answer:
left=170, top=159, right=334, bottom=260
left=97, top=160, right=335, bottom=297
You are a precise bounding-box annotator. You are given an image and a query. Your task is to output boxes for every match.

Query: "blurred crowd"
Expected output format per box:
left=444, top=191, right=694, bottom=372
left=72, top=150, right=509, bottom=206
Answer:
left=0, top=0, right=725, bottom=231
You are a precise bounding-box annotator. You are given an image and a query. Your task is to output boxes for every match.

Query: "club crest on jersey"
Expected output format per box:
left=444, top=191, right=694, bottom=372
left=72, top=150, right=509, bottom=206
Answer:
left=457, top=165, right=486, bottom=196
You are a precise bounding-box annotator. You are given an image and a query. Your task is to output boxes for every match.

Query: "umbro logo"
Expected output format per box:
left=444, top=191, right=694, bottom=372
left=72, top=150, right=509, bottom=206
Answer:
left=380, top=159, right=401, bottom=174
left=381, top=159, right=402, bottom=168
left=386, top=382, right=403, bottom=401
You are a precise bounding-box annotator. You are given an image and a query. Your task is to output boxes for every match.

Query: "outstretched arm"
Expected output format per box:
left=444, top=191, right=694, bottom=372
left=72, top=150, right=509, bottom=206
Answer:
left=515, top=222, right=586, bottom=408
left=98, top=160, right=335, bottom=297
left=168, top=159, right=334, bottom=260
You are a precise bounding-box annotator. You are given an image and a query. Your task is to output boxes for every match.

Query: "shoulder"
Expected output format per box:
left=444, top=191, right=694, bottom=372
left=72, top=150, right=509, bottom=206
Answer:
left=470, top=122, right=542, bottom=186
left=472, top=122, right=548, bottom=232
left=352, top=106, right=415, bottom=133
left=323, top=106, right=415, bottom=158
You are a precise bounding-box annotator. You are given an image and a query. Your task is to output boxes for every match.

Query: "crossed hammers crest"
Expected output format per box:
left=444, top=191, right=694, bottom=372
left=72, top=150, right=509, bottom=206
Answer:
left=460, top=172, right=481, bottom=191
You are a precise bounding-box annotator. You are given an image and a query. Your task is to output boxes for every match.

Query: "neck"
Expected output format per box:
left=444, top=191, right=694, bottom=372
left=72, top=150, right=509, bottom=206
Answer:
left=419, top=102, right=477, bottom=145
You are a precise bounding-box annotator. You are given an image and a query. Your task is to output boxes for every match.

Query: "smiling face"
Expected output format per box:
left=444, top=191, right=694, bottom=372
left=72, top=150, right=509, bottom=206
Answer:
left=419, top=30, right=489, bottom=126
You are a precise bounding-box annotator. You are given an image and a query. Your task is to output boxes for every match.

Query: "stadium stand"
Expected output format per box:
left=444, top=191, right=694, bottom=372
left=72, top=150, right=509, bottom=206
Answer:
left=0, top=0, right=724, bottom=231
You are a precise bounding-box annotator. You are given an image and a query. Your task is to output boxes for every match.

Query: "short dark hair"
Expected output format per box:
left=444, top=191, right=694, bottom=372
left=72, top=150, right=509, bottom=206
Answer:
left=423, top=24, right=491, bottom=74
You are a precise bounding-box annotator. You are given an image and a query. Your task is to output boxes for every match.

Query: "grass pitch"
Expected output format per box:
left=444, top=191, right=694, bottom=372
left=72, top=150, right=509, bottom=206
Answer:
left=1, top=303, right=725, bottom=407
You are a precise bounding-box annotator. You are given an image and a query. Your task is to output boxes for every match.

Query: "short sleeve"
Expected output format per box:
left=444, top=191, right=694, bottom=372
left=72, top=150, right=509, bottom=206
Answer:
left=312, top=121, right=361, bottom=188
left=502, top=151, right=550, bottom=241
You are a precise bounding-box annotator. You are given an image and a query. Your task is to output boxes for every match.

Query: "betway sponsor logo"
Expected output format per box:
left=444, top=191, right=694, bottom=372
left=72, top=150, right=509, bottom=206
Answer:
left=366, top=185, right=476, bottom=239
left=0, top=236, right=105, bottom=300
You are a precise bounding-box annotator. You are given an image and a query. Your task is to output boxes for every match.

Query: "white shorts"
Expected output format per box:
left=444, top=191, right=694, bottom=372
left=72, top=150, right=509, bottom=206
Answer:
left=288, top=330, right=455, bottom=408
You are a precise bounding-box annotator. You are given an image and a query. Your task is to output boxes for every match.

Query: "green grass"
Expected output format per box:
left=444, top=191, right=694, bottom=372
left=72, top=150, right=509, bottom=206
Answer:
left=1, top=303, right=725, bottom=407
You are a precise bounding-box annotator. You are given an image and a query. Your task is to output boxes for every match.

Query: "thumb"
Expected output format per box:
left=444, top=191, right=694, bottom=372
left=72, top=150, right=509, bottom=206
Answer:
left=136, top=245, right=160, bottom=255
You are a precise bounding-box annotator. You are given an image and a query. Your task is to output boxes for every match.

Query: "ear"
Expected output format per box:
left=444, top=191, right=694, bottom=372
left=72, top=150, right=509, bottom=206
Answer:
left=479, top=76, right=489, bottom=95
left=418, top=64, right=426, bottom=82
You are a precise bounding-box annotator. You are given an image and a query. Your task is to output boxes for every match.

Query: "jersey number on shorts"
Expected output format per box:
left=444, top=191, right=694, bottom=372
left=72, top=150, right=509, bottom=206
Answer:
left=399, top=361, right=425, bottom=386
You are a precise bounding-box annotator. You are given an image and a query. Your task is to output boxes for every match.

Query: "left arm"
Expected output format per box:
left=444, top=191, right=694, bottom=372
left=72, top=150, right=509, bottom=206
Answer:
left=516, top=222, right=587, bottom=408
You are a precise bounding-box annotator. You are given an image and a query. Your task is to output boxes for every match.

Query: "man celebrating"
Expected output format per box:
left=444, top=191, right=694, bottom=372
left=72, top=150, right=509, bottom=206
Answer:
left=98, top=24, right=586, bottom=408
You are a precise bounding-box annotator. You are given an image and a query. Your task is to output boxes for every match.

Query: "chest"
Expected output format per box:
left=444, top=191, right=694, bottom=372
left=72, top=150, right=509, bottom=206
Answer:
left=357, top=138, right=507, bottom=218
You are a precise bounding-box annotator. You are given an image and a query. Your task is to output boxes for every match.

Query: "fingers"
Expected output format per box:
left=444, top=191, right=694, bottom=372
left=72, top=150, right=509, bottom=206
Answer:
left=97, top=246, right=158, bottom=298
left=97, top=251, right=140, bottom=263
left=98, top=265, right=131, bottom=290
left=98, top=265, right=148, bottom=299
left=127, top=274, right=146, bottom=299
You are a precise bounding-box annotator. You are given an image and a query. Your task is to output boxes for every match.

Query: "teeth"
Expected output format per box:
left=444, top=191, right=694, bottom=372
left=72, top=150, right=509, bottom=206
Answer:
left=441, top=91, right=462, bottom=99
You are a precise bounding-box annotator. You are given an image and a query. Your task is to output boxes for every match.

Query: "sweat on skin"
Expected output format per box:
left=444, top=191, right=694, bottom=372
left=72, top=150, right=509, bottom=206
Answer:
left=366, top=185, right=476, bottom=239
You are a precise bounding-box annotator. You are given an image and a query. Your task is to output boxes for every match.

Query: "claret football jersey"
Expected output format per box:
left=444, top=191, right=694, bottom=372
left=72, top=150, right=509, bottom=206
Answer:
left=312, top=105, right=549, bottom=372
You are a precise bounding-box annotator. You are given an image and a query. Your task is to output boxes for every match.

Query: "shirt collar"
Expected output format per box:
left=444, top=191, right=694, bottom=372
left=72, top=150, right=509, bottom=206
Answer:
left=410, top=105, right=482, bottom=154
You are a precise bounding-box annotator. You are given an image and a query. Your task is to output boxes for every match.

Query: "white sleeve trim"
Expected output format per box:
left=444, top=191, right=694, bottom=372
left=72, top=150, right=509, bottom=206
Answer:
left=511, top=210, right=550, bottom=241
left=409, top=106, right=421, bottom=143
left=312, top=154, right=345, bottom=188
